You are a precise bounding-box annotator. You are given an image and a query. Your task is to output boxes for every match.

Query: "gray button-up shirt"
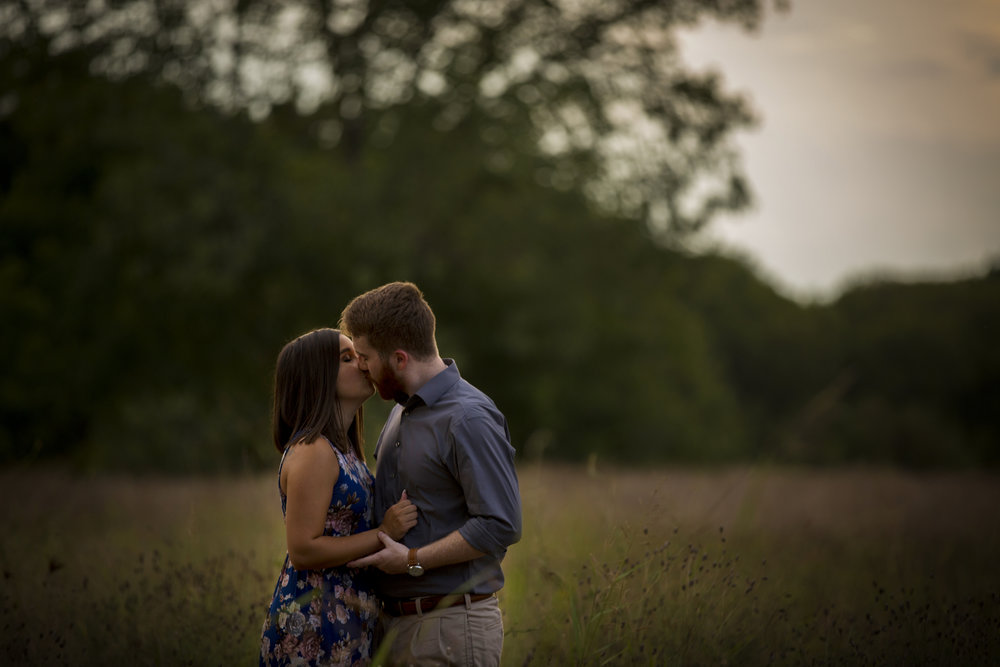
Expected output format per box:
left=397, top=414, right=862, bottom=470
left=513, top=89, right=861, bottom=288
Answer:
left=371, top=359, right=522, bottom=599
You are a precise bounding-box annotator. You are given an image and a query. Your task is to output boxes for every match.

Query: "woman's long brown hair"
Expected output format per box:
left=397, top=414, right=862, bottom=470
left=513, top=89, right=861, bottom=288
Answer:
left=271, top=328, right=364, bottom=461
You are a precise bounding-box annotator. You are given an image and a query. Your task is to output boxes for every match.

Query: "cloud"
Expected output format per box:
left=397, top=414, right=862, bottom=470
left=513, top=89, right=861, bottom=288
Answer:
left=962, top=31, right=1000, bottom=78
left=879, top=58, right=949, bottom=80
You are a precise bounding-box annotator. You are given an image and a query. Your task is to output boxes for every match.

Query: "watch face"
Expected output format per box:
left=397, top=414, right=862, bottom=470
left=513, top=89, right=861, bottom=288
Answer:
left=408, top=564, right=425, bottom=577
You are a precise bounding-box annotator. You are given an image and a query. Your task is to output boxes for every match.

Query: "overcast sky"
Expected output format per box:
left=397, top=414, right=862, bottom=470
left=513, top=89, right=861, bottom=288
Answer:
left=677, top=0, right=1000, bottom=301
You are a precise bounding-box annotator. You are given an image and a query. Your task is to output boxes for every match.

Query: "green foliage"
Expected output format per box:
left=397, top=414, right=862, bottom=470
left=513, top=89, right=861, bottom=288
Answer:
left=0, top=44, right=289, bottom=470
left=817, top=276, right=1000, bottom=467
left=1, top=30, right=996, bottom=470
left=2, top=0, right=768, bottom=234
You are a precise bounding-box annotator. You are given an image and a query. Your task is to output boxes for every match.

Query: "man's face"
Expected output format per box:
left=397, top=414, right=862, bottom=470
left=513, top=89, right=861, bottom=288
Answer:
left=353, top=335, right=406, bottom=402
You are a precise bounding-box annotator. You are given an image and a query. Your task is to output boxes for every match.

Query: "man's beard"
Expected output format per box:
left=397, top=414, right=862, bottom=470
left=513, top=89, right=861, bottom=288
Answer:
left=373, top=366, right=408, bottom=404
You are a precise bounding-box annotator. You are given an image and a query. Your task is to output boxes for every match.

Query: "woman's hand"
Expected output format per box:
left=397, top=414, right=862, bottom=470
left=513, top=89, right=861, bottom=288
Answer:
left=380, top=490, right=418, bottom=540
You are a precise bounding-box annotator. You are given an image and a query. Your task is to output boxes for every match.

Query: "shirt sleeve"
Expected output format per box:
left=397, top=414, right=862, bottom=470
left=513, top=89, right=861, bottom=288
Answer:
left=449, top=406, right=522, bottom=559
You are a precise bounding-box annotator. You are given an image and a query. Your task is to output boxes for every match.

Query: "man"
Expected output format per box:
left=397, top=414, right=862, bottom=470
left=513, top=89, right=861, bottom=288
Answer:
left=340, top=281, right=522, bottom=666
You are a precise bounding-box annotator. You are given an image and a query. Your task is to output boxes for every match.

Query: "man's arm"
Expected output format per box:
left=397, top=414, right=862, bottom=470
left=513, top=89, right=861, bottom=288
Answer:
left=449, top=408, right=522, bottom=558
left=347, top=530, right=482, bottom=574
left=349, top=404, right=521, bottom=574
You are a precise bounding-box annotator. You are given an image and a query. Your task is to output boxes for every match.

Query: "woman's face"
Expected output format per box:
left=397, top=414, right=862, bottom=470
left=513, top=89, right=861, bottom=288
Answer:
left=337, top=334, right=375, bottom=404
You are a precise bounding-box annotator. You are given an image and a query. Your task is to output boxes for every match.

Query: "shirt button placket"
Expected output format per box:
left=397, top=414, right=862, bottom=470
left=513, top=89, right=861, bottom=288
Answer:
left=390, top=440, right=400, bottom=480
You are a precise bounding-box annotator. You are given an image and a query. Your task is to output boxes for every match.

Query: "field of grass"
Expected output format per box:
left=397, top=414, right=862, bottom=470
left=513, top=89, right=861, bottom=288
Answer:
left=1, top=463, right=998, bottom=665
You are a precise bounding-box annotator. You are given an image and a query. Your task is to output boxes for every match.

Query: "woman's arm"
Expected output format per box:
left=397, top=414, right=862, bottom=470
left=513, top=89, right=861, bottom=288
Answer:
left=347, top=530, right=484, bottom=574
left=282, top=438, right=416, bottom=570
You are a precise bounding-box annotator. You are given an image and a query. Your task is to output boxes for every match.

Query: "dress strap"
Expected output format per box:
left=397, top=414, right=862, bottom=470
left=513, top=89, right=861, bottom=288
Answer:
left=276, top=446, right=292, bottom=499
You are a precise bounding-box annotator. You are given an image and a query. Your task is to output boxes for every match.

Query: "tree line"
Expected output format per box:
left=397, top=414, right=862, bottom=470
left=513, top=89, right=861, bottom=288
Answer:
left=1, top=6, right=996, bottom=471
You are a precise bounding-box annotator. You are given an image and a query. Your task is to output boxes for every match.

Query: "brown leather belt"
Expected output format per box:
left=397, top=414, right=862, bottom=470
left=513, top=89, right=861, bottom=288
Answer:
left=383, top=593, right=495, bottom=616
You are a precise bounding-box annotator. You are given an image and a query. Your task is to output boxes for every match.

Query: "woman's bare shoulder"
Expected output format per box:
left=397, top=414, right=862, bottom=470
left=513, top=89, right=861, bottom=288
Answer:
left=283, top=436, right=337, bottom=468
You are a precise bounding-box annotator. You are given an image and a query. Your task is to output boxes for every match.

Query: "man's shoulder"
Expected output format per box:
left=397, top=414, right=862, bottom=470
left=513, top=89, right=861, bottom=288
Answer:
left=451, top=377, right=500, bottom=409
left=426, top=384, right=513, bottom=458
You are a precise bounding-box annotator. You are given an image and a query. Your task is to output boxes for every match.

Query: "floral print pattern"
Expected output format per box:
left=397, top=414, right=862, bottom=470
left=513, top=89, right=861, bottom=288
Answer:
left=260, top=440, right=377, bottom=666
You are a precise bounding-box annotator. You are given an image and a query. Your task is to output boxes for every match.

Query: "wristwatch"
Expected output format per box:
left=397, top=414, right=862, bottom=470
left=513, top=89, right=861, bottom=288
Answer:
left=407, top=547, right=425, bottom=577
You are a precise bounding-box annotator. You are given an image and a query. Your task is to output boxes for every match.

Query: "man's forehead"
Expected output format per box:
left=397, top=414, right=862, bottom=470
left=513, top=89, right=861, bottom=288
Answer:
left=353, top=336, right=373, bottom=355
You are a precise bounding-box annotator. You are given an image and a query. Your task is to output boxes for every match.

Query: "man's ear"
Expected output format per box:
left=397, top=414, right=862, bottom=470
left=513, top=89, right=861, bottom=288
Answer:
left=391, top=349, right=409, bottom=372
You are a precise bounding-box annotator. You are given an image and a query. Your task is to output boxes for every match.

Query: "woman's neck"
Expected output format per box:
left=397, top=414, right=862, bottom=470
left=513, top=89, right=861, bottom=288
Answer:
left=338, top=400, right=361, bottom=436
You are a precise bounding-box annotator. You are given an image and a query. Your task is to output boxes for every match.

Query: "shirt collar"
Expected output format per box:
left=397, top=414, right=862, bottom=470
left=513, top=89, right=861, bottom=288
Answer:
left=399, top=358, right=460, bottom=411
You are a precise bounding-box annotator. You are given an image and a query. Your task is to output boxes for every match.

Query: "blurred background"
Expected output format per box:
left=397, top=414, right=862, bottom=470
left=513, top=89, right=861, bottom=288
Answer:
left=1, top=0, right=998, bottom=474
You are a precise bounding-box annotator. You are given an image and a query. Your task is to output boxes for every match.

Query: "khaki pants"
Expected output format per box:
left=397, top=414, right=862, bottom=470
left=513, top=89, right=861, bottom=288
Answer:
left=378, top=594, right=503, bottom=666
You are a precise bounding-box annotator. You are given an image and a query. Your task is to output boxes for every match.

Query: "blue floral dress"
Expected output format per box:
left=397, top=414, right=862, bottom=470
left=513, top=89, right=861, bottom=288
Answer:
left=260, top=439, right=378, bottom=666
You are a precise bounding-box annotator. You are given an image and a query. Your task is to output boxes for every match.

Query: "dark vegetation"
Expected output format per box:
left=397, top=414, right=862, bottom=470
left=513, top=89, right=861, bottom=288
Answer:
left=1, top=1, right=996, bottom=471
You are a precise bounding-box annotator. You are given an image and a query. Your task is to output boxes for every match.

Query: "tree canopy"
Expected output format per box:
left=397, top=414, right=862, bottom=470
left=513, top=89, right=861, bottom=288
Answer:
left=2, top=0, right=995, bottom=472
left=2, top=0, right=782, bottom=234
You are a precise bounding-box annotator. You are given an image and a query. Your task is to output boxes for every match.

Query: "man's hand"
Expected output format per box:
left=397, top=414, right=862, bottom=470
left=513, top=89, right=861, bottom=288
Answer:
left=348, top=531, right=410, bottom=574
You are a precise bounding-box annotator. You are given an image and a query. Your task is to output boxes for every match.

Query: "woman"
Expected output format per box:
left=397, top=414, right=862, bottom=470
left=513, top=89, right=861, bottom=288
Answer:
left=260, top=328, right=416, bottom=666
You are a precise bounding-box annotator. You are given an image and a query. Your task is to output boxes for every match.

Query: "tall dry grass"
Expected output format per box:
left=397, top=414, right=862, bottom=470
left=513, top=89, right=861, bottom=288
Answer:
left=504, top=463, right=1000, bottom=664
left=1, top=463, right=998, bottom=665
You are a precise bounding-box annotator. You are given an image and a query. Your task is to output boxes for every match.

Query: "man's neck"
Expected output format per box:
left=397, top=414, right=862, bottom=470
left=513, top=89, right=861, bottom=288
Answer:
left=403, top=356, right=448, bottom=396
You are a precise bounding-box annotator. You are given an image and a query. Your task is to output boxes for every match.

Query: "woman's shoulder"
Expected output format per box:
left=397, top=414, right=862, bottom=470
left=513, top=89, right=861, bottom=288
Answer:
left=283, top=435, right=339, bottom=466
left=279, top=436, right=342, bottom=496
